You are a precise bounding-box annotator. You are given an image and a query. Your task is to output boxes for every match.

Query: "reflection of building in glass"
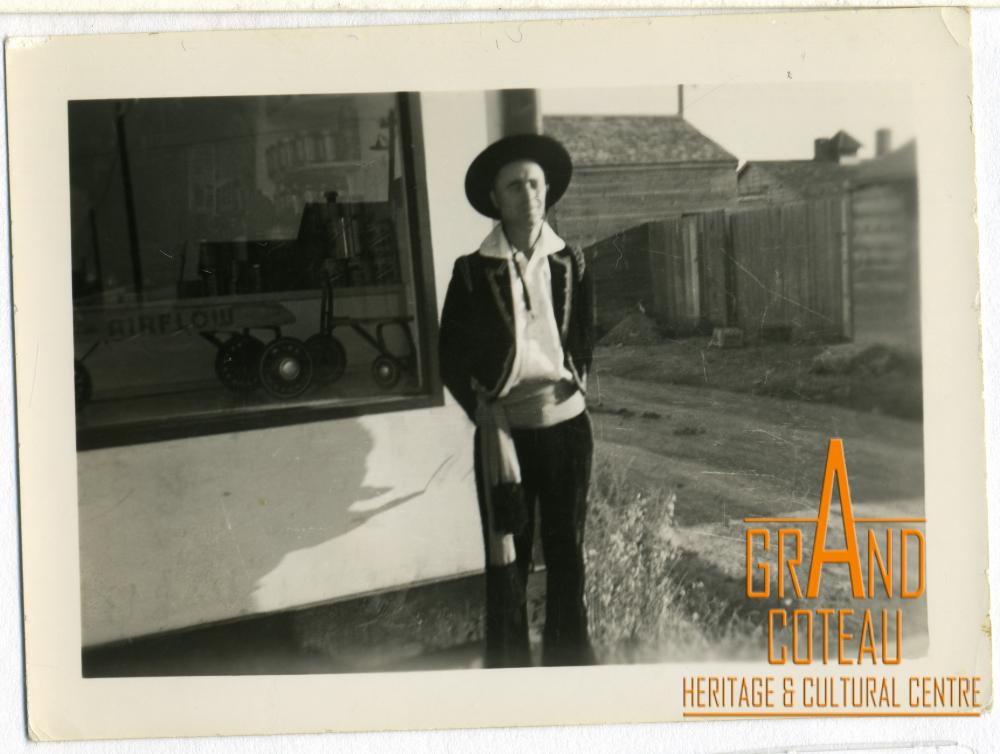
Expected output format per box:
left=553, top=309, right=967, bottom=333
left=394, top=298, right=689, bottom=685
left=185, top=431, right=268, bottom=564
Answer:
left=70, top=94, right=402, bottom=302
left=68, top=93, right=428, bottom=438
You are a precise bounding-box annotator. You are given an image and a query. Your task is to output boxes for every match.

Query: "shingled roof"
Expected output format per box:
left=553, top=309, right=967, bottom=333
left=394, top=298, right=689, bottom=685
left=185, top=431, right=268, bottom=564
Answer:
left=738, top=160, right=853, bottom=197
left=543, top=115, right=736, bottom=167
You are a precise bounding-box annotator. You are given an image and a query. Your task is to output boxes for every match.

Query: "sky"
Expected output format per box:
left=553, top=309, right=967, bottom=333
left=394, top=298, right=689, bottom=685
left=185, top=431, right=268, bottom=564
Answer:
left=540, top=82, right=915, bottom=164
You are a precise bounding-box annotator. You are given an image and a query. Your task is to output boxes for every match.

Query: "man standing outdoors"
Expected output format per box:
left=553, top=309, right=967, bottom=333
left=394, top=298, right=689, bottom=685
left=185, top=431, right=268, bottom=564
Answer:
left=438, top=134, right=596, bottom=668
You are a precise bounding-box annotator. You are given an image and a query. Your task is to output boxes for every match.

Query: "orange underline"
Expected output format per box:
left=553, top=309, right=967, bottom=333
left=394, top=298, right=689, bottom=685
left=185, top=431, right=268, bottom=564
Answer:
left=742, top=517, right=926, bottom=524
left=684, top=711, right=980, bottom=718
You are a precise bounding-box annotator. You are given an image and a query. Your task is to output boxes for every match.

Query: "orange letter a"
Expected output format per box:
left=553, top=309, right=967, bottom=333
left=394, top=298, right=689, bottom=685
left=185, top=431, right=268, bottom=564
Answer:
left=806, top=438, right=865, bottom=598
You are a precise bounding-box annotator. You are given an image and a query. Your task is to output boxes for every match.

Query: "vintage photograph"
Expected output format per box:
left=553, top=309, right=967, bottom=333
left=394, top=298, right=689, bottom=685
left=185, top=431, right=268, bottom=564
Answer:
left=7, top=10, right=987, bottom=740
left=68, top=82, right=925, bottom=676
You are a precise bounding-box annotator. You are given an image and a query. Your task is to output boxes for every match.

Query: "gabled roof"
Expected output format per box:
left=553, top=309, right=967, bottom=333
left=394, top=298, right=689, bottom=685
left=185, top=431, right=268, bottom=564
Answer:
left=543, top=115, right=737, bottom=167
left=738, top=160, right=853, bottom=196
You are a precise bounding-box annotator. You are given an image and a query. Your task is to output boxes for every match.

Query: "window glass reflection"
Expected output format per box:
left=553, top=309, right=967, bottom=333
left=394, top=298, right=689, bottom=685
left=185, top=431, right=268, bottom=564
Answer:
left=70, top=93, right=431, bottom=444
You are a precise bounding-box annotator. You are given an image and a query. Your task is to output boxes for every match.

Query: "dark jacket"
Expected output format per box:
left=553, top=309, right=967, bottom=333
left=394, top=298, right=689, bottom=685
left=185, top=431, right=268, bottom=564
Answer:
left=438, top=244, right=594, bottom=423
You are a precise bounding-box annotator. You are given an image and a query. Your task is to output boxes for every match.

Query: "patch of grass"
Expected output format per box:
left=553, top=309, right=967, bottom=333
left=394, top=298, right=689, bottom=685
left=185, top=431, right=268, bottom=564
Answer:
left=585, top=457, right=766, bottom=663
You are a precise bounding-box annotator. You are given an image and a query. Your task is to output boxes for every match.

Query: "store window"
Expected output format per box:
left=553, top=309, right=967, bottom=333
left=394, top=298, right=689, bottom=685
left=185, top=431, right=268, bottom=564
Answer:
left=70, top=93, right=440, bottom=449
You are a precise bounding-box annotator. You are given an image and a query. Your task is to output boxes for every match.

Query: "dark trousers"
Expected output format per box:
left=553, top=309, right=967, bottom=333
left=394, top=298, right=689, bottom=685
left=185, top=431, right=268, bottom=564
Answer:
left=473, top=411, right=596, bottom=668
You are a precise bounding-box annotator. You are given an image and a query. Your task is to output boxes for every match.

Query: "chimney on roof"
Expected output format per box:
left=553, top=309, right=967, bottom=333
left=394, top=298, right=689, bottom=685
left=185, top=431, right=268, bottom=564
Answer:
left=678, top=84, right=684, bottom=119
left=814, top=138, right=836, bottom=163
left=876, top=128, right=892, bottom=157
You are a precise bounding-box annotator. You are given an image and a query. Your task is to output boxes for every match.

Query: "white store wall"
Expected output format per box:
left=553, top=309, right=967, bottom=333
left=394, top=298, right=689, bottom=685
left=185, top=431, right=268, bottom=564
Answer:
left=76, top=91, right=499, bottom=646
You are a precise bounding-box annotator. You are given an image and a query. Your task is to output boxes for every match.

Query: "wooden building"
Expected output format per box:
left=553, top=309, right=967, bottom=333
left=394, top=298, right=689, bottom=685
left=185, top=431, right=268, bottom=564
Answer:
left=737, top=129, right=861, bottom=205
left=585, top=131, right=919, bottom=349
left=737, top=160, right=853, bottom=205
left=848, top=140, right=919, bottom=351
left=542, top=115, right=738, bottom=249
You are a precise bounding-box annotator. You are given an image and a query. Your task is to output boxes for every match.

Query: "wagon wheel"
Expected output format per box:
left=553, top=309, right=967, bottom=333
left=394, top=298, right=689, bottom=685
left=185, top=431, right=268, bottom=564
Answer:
left=371, top=354, right=401, bottom=389
left=305, top=333, right=347, bottom=383
left=258, top=337, right=314, bottom=400
left=74, top=360, right=92, bottom=409
left=215, top=334, right=265, bottom=393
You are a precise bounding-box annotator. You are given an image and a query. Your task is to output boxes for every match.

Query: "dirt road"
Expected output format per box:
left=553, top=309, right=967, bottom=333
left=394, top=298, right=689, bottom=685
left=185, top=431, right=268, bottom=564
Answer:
left=590, top=372, right=924, bottom=527
left=588, top=370, right=924, bottom=591
left=584, top=372, right=928, bottom=658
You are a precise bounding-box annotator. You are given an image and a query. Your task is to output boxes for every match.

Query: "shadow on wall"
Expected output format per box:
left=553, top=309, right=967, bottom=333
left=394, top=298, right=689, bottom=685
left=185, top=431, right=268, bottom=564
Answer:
left=77, top=414, right=476, bottom=646
left=248, top=412, right=476, bottom=613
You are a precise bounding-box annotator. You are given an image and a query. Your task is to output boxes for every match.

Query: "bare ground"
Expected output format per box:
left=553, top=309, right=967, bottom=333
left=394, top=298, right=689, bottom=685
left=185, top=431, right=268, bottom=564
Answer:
left=582, top=348, right=926, bottom=663
left=588, top=373, right=923, bottom=528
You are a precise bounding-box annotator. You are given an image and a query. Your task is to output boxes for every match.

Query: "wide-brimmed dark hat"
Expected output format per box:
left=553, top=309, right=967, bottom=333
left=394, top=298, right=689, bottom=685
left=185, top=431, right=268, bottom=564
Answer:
left=464, top=133, right=573, bottom=219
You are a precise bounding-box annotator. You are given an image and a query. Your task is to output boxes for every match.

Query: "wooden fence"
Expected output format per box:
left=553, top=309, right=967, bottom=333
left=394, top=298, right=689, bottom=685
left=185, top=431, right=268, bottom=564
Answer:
left=728, top=198, right=849, bottom=342
left=585, top=197, right=852, bottom=342
left=647, top=210, right=731, bottom=333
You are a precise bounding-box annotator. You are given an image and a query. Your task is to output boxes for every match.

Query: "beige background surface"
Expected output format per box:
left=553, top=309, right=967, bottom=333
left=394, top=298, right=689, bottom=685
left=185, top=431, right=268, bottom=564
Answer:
left=3, top=7, right=993, bottom=749
left=0, top=1, right=996, bottom=10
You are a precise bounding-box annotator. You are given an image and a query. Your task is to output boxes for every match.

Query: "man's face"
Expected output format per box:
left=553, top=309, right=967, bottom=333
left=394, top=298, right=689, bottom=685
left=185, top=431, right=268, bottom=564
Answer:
left=490, top=160, right=548, bottom=227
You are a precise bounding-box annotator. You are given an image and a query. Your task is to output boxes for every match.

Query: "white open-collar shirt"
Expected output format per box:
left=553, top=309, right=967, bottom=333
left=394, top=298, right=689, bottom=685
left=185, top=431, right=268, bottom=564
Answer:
left=478, top=221, right=575, bottom=398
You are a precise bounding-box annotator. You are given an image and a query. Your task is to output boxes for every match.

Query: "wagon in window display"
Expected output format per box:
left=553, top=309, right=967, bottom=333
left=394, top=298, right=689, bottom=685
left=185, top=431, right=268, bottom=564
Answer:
left=72, top=289, right=416, bottom=409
